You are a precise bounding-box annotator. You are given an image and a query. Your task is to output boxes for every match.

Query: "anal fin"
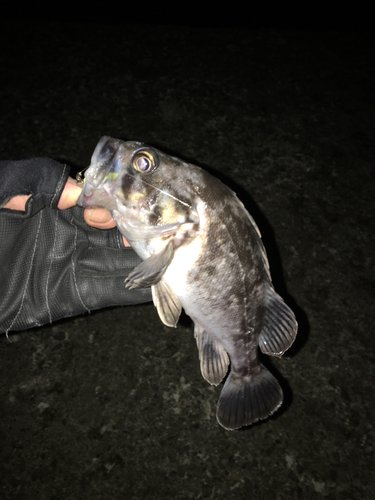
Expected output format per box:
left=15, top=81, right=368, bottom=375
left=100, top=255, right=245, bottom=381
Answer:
left=259, top=285, right=298, bottom=357
left=151, top=280, right=182, bottom=328
left=195, top=325, right=230, bottom=386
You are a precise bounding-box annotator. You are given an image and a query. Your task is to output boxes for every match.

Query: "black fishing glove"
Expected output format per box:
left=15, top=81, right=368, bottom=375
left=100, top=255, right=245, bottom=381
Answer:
left=0, top=158, right=151, bottom=335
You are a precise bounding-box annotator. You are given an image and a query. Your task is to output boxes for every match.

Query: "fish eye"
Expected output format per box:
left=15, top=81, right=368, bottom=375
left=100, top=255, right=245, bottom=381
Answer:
left=132, top=149, right=159, bottom=173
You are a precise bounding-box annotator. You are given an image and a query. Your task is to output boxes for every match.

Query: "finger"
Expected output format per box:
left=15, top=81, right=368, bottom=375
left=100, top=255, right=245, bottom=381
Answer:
left=84, top=207, right=131, bottom=246
left=123, top=236, right=131, bottom=247
left=58, top=177, right=82, bottom=209
left=84, top=207, right=117, bottom=229
left=2, top=194, right=31, bottom=211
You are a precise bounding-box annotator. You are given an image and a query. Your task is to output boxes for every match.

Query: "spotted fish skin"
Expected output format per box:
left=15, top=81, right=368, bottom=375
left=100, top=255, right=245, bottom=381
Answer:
left=78, top=136, right=298, bottom=430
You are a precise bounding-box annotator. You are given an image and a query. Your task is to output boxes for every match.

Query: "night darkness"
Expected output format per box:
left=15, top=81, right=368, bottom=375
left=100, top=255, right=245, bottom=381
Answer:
left=0, top=2, right=374, bottom=499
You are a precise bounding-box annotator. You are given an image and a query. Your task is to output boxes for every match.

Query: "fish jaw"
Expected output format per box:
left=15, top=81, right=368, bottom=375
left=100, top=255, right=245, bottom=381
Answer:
left=77, top=183, right=118, bottom=212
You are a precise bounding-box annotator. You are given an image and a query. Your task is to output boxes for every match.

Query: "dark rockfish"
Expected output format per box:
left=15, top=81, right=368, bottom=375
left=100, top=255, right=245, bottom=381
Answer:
left=78, top=136, right=298, bottom=430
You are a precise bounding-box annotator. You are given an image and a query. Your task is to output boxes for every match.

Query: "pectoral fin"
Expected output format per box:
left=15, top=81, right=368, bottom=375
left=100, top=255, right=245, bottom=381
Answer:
left=125, top=241, right=174, bottom=289
left=195, top=325, right=230, bottom=386
left=258, top=285, right=298, bottom=357
left=151, top=281, right=182, bottom=327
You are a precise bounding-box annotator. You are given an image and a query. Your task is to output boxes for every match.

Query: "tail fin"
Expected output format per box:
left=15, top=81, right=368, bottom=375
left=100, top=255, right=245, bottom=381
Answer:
left=216, top=365, right=283, bottom=430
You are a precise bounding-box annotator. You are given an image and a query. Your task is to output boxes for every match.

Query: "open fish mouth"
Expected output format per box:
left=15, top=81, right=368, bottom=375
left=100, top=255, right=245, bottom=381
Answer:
left=85, top=136, right=123, bottom=187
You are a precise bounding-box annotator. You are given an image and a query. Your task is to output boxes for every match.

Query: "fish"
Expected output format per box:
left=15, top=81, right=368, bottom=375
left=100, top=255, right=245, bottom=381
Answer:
left=78, top=136, right=298, bottom=430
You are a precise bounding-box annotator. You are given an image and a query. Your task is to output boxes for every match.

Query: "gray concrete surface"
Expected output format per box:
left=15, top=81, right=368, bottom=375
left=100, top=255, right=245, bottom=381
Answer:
left=0, top=22, right=374, bottom=499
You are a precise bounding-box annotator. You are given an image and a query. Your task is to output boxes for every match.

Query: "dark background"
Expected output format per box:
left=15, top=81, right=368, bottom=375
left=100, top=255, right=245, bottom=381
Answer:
left=0, top=3, right=374, bottom=499
left=2, top=1, right=373, bottom=30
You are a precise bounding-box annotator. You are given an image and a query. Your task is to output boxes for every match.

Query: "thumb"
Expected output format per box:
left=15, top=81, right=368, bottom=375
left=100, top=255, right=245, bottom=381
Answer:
left=57, top=177, right=82, bottom=209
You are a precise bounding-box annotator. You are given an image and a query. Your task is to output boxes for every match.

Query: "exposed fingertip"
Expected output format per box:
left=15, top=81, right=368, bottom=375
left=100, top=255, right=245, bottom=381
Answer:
left=84, top=207, right=116, bottom=228
left=123, top=236, right=131, bottom=247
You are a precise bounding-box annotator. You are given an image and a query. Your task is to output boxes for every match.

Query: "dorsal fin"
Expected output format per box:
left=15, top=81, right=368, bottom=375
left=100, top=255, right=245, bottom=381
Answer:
left=258, top=285, right=298, bottom=357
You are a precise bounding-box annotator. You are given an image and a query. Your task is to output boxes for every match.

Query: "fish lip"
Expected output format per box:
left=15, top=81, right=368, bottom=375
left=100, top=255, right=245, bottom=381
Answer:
left=77, top=187, right=98, bottom=208
left=77, top=193, right=92, bottom=208
left=77, top=190, right=86, bottom=207
left=77, top=188, right=95, bottom=208
left=77, top=183, right=119, bottom=212
left=77, top=181, right=98, bottom=207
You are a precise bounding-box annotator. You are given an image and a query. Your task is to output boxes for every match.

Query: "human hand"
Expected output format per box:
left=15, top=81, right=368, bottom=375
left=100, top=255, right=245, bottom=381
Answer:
left=3, top=176, right=130, bottom=246
left=0, top=157, right=150, bottom=334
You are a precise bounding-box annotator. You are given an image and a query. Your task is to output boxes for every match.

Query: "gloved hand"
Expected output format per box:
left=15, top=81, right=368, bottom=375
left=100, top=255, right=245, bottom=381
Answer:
left=0, top=157, right=151, bottom=335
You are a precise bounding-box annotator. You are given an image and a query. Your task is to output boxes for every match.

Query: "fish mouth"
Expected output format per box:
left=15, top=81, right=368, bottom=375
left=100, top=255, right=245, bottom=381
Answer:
left=77, top=187, right=131, bottom=247
left=77, top=190, right=89, bottom=208
left=77, top=185, right=117, bottom=211
left=77, top=180, right=94, bottom=207
left=77, top=190, right=97, bottom=208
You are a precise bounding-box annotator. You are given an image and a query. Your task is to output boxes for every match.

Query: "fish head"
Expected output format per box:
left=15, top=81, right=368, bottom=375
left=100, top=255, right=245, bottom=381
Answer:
left=78, top=136, right=199, bottom=248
